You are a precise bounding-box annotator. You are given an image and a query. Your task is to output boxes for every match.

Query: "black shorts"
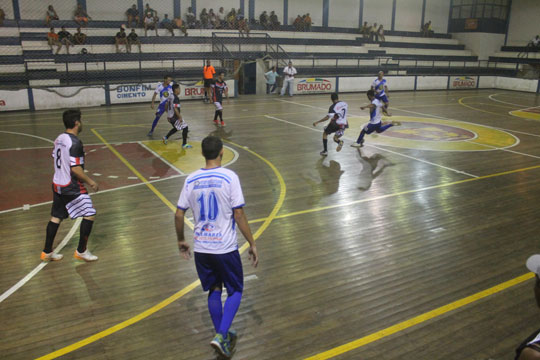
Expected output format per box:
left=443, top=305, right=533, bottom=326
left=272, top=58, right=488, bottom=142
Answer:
left=324, top=121, right=344, bottom=136
left=204, top=78, right=212, bottom=88
left=51, top=191, right=96, bottom=219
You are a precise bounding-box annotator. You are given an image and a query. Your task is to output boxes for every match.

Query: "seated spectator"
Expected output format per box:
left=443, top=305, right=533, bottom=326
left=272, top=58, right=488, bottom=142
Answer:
left=378, top=24, right=385, bottom=42
left=144, top=13, right=158, bottom=36
left=174, top=16, right=188, bottom=36
left=47, top=27, right=62, bottom=54
left=227, top=9, right=236, bottom=29
left=0, top=8, right=4, bottom=27
left=519, top=35, right=540, bottom=58
left=293, top=15, right=303, bottom=31
left=115, top=27, right=128, bottom=53
left=216, top=7, right=225, bottom=29
left=304, top=13, right=312, bottom=31
left=200, top=8, right=209, bottom=29
left=127, top=28, right=142, bottom=53
left=260, top=11, right=269, bottom=29
left=73, top=27, right=86, bottom=45
left=208, top=9, right=217, bottom=29
left=369, top=22, right=378, bottom=42
left=186, top=7, right=196, bottom=28
left=74, top=4, right=91, bottom=27
left=269, top=11, right=280, bottom=30
left=238, top=17, right=249, bottom=37
left=422, top=21, right=434, bottom=37
left=126, top=4, right=139, bottom=28
left=161, top=14, right=174, bottom=36
left=359, top=21, right=370, bottom=39
left=45, top=5, right=59, bottom=27
left=57, top=26, right=72, bottom=54
left=144, top=3, right=156, bottom=19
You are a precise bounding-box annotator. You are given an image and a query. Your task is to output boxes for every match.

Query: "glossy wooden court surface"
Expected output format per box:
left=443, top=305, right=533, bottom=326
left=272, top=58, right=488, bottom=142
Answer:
left=0, top=89, right=539, bottom=360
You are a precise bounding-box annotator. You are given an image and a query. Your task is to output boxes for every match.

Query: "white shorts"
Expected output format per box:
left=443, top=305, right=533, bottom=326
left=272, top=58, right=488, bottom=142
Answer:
left=52, top=193, right=96, bottom=219
left=214, top=102, right=223, bottom=111
left=169, top=117, right=188, bottom=130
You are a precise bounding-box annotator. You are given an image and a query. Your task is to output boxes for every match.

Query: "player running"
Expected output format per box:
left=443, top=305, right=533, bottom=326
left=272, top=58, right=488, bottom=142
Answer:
left=175, top=136, right=258, bottom=359
left=212, top=72, right=229, bottom=127
left=162, top=84, right=192, bottom=148
left=313, top=92, right=348, bottom=156
left=41, top=109, right=99, bottom=262
left=351, top=89, right=400, bottom=148
left=372, top=71, right=391, bottom=116
left=148, top=74, right=173, bottom=136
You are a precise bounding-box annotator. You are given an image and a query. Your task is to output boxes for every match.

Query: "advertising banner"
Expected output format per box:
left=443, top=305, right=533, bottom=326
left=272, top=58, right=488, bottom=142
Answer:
left=294, top=78, right=336, bottom=94
left=0, top=89, right=30, bottom=111
left=450, top=76, right=478, bottom=89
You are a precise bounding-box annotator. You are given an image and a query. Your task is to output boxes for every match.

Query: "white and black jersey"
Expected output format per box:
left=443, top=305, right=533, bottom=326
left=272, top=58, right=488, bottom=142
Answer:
left=328, top=101, right=348, bottom=126
left=52, top=133, right=86, bottom=195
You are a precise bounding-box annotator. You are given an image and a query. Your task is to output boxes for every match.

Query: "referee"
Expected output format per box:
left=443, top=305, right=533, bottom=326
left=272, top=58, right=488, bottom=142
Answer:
left=203, top=60, right=216, bottom=103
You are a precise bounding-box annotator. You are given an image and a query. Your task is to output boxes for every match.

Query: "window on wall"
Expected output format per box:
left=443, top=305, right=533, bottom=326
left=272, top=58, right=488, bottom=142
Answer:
left=451, top=0, right=509, bottom=20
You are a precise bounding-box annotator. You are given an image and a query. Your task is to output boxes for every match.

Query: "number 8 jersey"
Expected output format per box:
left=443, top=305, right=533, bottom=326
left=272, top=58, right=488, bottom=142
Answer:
left=52, top=133, right=87, bottom=195
left=177, top=167, right=245, bottom=254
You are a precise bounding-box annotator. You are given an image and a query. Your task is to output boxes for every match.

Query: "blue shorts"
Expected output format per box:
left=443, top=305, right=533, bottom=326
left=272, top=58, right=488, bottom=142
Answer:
left=156, top=102, right=166, bottom=116
left=195, top=250, right=244, bottom=295
left=375, top=94, right=389, bottom=103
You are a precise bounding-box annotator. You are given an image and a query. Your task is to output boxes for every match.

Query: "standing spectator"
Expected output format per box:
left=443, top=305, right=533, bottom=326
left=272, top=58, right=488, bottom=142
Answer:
left=293, top=15, right=303, bottom=31
left=280, top=61, right=297, bottom=97
left=217, top=7, right=225, bottom=28
left=203, top=60, right=216, bottom=103
left=73, top=27, right=87, bottom=45
left=127, top=28, right=142, bottom=52
left=174, top=16, right=188, bottom=36
left=161, top=14, right=174, bottom=36
left=360, top=21, right=370, bottom=39
left=238, top=17, right=249, bottom=37
left=265, top=65, right=279, bottom=94
left=515, top=255, right=540, bottom=360
left=74, top=4, right=91, bottom=27
left=378, top=24, right=385, bottom=42
left=126, top=4, right=140, bottom=28
left=144, top=13, right=158, bottom=36
left=369, top=22, right=379, bottom=42
left=200, top=8, right=209, bottom=29
left=270, top=11, right=280, bottom=30
left=144, top=3, right=157, bottom=19
left=115, top=27, right=128, bottom=53
left=45, top=5, right=59, bottom=27
left=305, top=13, right=312, bottom=31
left=186, top=7, right=196, bottom=28
left=259, top=11, right=269, bottom=29
left=47, top=27, right=62, bottom=54
left=57, top=26, right=73, bottom=54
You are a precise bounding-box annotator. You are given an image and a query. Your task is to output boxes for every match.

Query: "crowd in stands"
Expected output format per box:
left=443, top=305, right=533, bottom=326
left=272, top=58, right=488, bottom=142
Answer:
left=359, top=22, right=385, bottom=42
left=293, top=14, right=312, bottom=32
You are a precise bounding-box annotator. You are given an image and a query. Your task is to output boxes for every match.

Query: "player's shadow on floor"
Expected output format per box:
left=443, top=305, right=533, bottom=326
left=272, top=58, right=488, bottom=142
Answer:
left=208, top=127, right=233, bottom=140
left=356, top=148, right=394, bottom=191
left=302, top=158, right=345, bottom=205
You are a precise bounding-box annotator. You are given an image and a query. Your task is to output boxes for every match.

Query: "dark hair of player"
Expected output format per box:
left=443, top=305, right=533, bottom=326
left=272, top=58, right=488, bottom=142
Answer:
left=63, top=109, right=82, bottom=129
left=367, top=89, right=375, bottom=98
left=164, top=74, right=172, bottom=80
left=218, top=72, right=225, bottom=77
left=172, top=83, right=180, bottom=91
left=331, top=93, right=338, bottom=102
left=201, top=136, right=223, bottom=160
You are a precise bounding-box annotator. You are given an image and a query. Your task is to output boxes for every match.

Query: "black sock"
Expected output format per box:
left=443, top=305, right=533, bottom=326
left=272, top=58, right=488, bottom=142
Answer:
left=166, top=128, right=178, bottom=139
left=357, top=130, right=366, bottom=144
left=182, top=127, right=188, bottom=145
left=77, top=219, right=94, bottom=253
left=219, top=111, right=223, bottom=122
left=43, top=221, right=60, bottom=253
left=323, top=139, right=328, bottom=152
left=214, top=110, right=219, bottom=120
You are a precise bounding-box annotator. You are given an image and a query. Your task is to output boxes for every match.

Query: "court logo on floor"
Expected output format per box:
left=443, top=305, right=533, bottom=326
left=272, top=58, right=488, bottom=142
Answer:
left=385, top=122, right=475, bottom=142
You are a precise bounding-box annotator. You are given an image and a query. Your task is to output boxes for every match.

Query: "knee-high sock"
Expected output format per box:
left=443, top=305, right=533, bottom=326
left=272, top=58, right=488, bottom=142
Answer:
left=356, top=129, right=367, bottom=143
left=378, top=123, right=394, bottom=133
left=77, top=219, right=94, bottom=253
left=208, top=290, right=223, bottom=332
left=165, top=127, right=178, bottom=139
left=150, top=114, right=161, bottom=132
left=214, top=110, right=219, bottom=120
left=218, top=291, right=242, bottom=336
left=218, top=110, right=223, bottom=121
left=182, top=127, right=188, bottom=145
left=323, top=138, right=328, bottom=152
left=43, top=221, right=60, bottom=253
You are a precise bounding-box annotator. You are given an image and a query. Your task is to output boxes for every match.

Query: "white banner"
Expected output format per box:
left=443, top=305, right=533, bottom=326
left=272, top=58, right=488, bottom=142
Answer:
left=450, top=76, right=478, bottom=89
left=294, top=77, right=336, bottom=95
left=0, top=89, right=30, bottom=111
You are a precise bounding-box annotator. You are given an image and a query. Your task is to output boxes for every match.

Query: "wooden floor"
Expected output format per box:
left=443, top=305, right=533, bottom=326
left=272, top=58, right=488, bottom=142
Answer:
left=0, top=89, right=539, bottom=360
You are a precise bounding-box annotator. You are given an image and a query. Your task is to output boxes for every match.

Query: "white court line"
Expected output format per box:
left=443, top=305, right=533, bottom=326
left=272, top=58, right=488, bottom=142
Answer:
left=0, top=130, right=54, bottom=144
left=265, top=115, right=478, bottom=178
left=0, top=140, right=141, bottom=152
left=137, top=141, right=185, bottom=175
left=0, top=217, right=82, bottom=304
left=488, top=94, right=531, bottom=108
left=0, top=174, right=186, bottom=215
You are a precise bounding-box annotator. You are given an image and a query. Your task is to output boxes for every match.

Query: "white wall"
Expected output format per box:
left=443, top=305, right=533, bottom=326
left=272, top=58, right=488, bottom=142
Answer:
left=33, top=86, right=106, bottom=110
left=507, top=0, right=540, bottom=45
left=147, top=1, right=174, bottom=19
left=395, top=0, right=423, bottom=32
left=198, top=0, right=238, bottom=19
left=87, top=0, right=136, bottom=22
left=425, top=0, right=450, bottom=33
left=452, top=33, right=505, bottom=60
left=0, top=0, right=14, bottom=19
left=363, top=0, right=392, bottom=30
left=329, top=0, right=360, bottom=29
left=289, top=0, right=322, bottom=27
left=19, top=0, right=76, bottom=20
left=253, top=0, right=283, bottom=24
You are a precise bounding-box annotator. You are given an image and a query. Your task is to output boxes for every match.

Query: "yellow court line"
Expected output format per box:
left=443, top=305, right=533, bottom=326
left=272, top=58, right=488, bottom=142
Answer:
left=36, top=133, right=287, bottom=360
left=458, top=96, right=513, bottom=118
left=304, top=272, right=535, bottom=360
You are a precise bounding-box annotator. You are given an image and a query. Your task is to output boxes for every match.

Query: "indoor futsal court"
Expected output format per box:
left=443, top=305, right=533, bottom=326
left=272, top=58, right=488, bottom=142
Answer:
left=1, top=89, right=540, bottom=359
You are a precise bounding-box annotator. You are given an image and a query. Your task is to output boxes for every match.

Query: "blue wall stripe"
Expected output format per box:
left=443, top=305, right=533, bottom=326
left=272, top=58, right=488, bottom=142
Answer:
left=414, top=76, right=417, bottom=90
left=11, top=0, right=20, bottom=20
left=335, top=77, right=339, bottom=93
left=104, top=84, right=111, bottom=105
left=191, top=0, right=196, bottom=17
left=448, top=0, right=453, bottom=33
left=476, top=76, right=480, bottom=89
left=391, top=0, right=396, bottom=31
left=78, top=0, right=87, bottom=11
left=283, top=0, right=288, bottom=26
left=421, top=0, right=426, bottom=31
left=137, top=0, right=144, bottom=18
left=504, top=0, right=513, bottom=46
left=240, top=0, right=245, bottom=17
left=174, top=0, right=180, bottom=18
left=27, top=88, right=35, bottom=111
left=446, top=76, right=451, bottom=90
left=359, top=0, right=363, bottom=28
left=537, top=79, right=540, bottom=94
left=323, top=0, right=329, bottom=27
left=248, top=0, right=254, bottom=21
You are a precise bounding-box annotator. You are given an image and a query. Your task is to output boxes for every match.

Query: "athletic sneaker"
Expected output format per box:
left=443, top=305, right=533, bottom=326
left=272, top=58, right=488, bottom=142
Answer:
left=40, top=251, right=63, bottom=261
left=336, top=140, right=344, bottom=152
left=147, top=131, right=153, bottom=137
left=211, top=334, right=231, bottom=359
left=182, top=144, right=192, bottom=149
left=162, top=136, right=168, bottom=144
left=227, top=330, right=237, bottom=351
left=74, top=249, right=98, bottom=262
left=392, top=120, right=401, bottom=126
left=220, top=121, right=226, bottom=127
left=350, top=140, right=364, bottom=148
left=320, top=150, right=328, bottom=156
left=213, top=119, right=219, bottom=126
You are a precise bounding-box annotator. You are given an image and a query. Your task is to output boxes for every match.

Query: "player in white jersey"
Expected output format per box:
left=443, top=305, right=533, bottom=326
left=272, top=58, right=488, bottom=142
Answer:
left=313, top=92, right=348, bottom=156
left=175, top=136, right=258, bottom=358
left=41, top=109, right=99, bottom=262
left=371, top=71, right=391, bottom=116
left=351, top=90, right=400, bottom=148
left=148, top=74, right=173, bottom=136
left=162, top=84, right=191, bottom=148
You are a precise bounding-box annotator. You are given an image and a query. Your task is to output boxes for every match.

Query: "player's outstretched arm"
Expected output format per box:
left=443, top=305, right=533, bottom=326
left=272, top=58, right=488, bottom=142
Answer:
left=175, top=209, right=191, bottom=259
left=71, top=165, right=98, bottom=192
left=360, top=104, right=375, bottom=111
left=234, top=207, right=258, bottom=267
left=313, top=115, right=329, bottom=127
left=151, top=92, right=157, bottom=109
